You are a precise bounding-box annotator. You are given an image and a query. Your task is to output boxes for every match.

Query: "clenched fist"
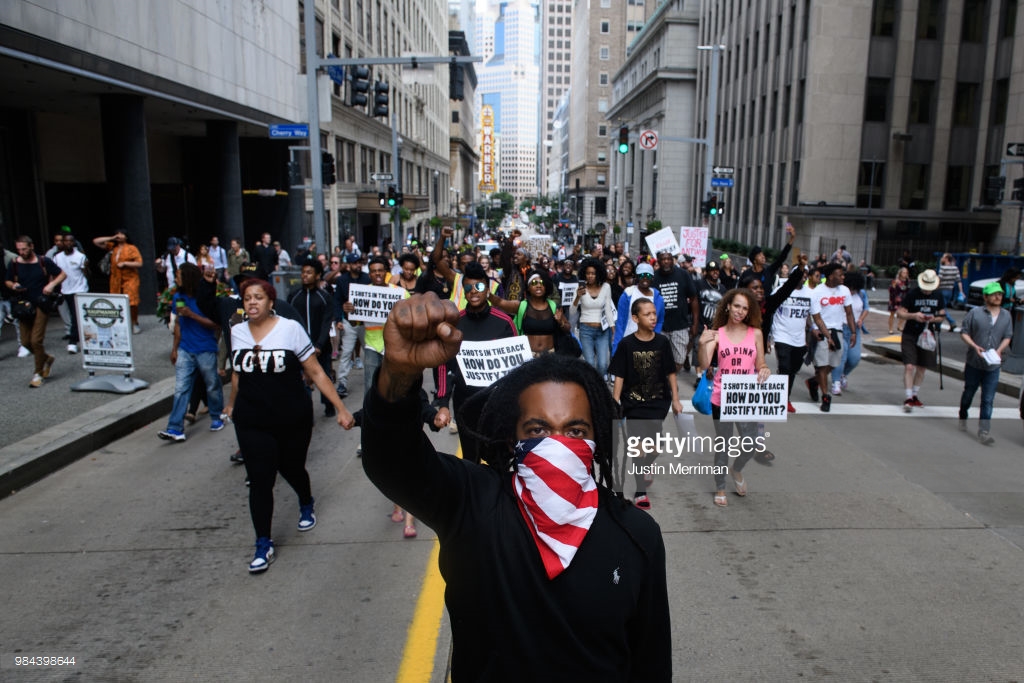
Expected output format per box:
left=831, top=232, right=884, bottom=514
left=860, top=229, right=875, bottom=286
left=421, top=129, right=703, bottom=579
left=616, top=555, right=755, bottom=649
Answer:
left=382, top=293, right=464, bottom=379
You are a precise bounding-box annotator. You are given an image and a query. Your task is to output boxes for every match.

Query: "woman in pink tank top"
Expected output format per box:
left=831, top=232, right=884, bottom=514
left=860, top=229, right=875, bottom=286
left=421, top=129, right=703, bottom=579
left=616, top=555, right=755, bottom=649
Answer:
left=698, top=289, right=771, bottom=507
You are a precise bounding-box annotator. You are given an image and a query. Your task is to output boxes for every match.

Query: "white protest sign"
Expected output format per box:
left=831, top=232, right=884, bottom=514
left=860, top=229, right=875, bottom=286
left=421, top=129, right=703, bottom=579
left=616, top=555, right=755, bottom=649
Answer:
left=348, top=283, right=406, bottom=324
left=719, top=374, right=789, bottom=421
left=644, top=226, right=680, bottom=256
left=456, top=336, right=532, bottom=387
left=679, top=227, right=709, bottom=265
left=523, top=235, right=552, bottom=264
left=559, top=282, right=579, bottom=307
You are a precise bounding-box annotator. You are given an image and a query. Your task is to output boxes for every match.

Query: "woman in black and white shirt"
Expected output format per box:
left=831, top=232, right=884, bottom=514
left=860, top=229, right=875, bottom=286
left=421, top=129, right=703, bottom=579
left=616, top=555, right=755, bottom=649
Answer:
left=225, top=278, right=354, bottom=574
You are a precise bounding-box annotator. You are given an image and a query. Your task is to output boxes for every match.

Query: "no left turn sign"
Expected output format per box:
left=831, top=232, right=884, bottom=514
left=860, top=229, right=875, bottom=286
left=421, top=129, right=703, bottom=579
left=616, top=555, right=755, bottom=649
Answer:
left=639, top=129, right=658, bottom=151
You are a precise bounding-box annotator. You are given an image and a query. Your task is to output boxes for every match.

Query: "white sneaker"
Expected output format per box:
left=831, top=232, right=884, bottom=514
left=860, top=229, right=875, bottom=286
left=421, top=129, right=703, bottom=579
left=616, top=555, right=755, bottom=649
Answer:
left=67, top=344, right=78, bottom=354
left=18, top=346, right=31, bottom=358
left=831, top=381, right=842, bottom=396
left=29, top=373, right=43, bottom=388
left=840, top=374, right=848, bottom=390
left=132, top=324, right=142, bottom=335
left=449, top=421, right=459, bottom=434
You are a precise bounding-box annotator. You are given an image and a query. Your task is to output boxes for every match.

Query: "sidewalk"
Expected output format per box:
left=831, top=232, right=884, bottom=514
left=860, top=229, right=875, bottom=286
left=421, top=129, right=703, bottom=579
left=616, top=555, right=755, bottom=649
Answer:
left=0, top=315, right=177, bottom=496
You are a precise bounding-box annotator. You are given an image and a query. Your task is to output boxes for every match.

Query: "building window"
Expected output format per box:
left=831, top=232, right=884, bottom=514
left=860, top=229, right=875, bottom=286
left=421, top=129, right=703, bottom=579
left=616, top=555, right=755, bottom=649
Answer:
left=598, top=152, right=607, bottom=162
left=943, top=165, right=971, bottom=210
left=596, top=174, right=606, bottom=185
left=871, top=0, right=896, bottom=36
left=952, top=82, right=979, bottom=126
left=452, top=110, right=459, bottom=123
left=600, top=0, right=611, bottom=7
left=598, top=98, right=608, bottom=112
left=600, top=46, right=610, bottom=60
left=598, top=125, right=607, bottom=136
left=908, top=80, right=935, bottom=125
left=599, top=72, right=609, bottom=85
left=900, top=164, right=929, bottom=210
left=856, top=161, right=885, bottom=208
left=962, top=0, right=986, bottom=41
left=864, top=78, right=890, bottom=122
left=916, top=0, right=942, bottom=39
left=991, top=78, right=1009, bottom=126
left=601, top=21, right=610, bottom=33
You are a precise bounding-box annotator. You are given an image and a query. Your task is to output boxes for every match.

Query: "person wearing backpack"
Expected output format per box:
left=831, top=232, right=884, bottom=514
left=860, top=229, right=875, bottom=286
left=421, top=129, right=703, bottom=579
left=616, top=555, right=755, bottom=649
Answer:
left=4, top=235, right=66, bottom=387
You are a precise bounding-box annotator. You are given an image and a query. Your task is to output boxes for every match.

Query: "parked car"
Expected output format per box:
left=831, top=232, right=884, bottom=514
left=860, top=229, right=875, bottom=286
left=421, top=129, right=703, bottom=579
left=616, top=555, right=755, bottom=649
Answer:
left=966, top=276, right=1024, bottom=309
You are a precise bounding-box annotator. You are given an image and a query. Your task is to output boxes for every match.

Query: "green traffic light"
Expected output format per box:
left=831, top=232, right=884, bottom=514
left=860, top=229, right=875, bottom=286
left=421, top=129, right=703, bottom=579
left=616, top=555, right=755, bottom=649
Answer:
left=387, top=198, right=396, bottom=207
left=618, top=142, right=629, bottom=154
left=709, top=207, right=718, bottom=215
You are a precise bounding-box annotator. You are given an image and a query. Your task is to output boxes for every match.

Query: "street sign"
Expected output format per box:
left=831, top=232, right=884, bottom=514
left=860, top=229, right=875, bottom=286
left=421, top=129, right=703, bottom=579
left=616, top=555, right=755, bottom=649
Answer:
left=1007, top=143, right=1024, bottom=157
left=370, top=173, right=394, bottom=182
left=269, top=123, right=309, bottom=139
left=711, top=177, right=734, bottom=187
left=639, top=130, right=659, bottom=151
left=325, top=55, right=345, bottom=86
left=712, top=166, right=735, bottom=174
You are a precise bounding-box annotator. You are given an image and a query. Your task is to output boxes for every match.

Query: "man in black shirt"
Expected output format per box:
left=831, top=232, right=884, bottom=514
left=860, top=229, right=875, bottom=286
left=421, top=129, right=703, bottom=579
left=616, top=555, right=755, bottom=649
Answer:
left=897, top=268, right=946, bottom=412
left=745, top=223, right=795, bottom=289
left=554, top=258, right=578, bottom=315
left=253, top=232, right=278, bottom=275
left=4, top=235, right=66, bottom=387
left=652, top=251, right=698, bottom=372
left=289, top=259, right=336, bottom=415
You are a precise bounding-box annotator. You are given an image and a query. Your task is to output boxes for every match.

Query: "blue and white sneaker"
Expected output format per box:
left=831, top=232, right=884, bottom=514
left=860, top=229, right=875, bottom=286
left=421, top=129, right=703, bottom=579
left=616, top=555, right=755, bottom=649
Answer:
left=158, top=428, right=186, bottom=442
left=248, top=537, right=275, bottom=573
left=209, top=419, right=225, bottom=432
left=298, top=499, right=316, bottom=532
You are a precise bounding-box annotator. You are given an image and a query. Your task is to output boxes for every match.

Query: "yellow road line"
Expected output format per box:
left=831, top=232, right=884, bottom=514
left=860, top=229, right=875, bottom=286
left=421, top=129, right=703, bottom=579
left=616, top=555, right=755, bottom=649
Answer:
left=396, top=540, right=445, bottom=683
left=395, top=444, right=457, bottom=683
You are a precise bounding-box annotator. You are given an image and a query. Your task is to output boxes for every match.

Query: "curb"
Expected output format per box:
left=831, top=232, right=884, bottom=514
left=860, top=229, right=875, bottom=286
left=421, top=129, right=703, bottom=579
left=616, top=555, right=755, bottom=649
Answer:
left=0, top=376, right=176, bottom=500
left=863, top=341, right=1022, bottom=400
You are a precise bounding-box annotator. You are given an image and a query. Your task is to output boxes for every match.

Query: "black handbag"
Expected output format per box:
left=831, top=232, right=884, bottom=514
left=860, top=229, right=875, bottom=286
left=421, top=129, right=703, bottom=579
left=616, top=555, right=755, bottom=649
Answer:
left=36, top=291, right=64, bottom=315
left=11, top=297, right=37, bottom=321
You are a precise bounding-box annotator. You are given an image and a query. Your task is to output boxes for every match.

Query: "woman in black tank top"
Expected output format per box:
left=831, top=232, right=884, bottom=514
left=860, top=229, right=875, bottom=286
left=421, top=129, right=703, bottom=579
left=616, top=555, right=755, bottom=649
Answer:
left=490, top=268, right=569, bottom=355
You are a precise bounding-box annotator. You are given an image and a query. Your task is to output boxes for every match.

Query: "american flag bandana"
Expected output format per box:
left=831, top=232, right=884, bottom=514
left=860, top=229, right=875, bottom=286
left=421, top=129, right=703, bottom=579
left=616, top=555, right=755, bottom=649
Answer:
left=512, top=436, right=599, bottom=580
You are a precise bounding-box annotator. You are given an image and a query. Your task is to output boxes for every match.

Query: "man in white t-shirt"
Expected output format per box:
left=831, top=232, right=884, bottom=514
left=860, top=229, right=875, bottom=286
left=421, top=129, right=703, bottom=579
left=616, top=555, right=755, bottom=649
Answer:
left=771, top=275, right=814, bottom=413
left=155, top=237, right=196, bottom=289
left=52, top=233, right=89, bottom=353
left=808, top=264, right=856, bottom=412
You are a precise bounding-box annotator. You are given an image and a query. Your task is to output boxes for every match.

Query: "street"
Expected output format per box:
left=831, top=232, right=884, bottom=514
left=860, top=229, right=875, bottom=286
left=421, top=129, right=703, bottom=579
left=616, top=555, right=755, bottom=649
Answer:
left=3, top=316, right=1024, bottom=681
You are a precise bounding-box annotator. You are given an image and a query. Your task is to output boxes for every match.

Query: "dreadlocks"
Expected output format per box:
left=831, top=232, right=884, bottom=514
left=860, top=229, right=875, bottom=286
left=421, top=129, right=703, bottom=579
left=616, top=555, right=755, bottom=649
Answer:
left=458, top=353, right=618, bottom=490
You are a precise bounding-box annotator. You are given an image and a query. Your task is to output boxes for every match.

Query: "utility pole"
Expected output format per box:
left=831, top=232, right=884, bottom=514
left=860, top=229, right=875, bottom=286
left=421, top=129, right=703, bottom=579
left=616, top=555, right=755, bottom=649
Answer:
left=300, top=14, right=481, bottom=253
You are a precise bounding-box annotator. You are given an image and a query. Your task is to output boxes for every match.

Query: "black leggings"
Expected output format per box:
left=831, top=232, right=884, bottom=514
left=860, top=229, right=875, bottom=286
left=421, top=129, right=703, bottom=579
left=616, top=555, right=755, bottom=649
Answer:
left=774, top=342, right=806, bottom=398
left=236, top=421, right=314, bottom=539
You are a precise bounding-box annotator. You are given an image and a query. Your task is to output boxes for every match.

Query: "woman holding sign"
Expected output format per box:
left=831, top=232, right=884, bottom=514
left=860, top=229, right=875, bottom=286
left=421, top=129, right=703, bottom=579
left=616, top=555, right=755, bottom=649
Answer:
left=698, top=288, right=772, bottom=507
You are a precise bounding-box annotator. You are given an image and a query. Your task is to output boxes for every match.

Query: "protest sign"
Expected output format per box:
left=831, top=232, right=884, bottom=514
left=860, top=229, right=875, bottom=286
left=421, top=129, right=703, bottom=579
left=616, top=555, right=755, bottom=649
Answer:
left=455, top=336, right=532, bottom=387
left=348, top=284, right=407, bottom=324
left=559, top=282, right=579, bottom=307
left=719, top=374, right=789, bottom=421
left=678, top=227, right=709, bottom=265
left=644, top=226, right=679, bottom=256
left=522, top=235, right=552, bottom=264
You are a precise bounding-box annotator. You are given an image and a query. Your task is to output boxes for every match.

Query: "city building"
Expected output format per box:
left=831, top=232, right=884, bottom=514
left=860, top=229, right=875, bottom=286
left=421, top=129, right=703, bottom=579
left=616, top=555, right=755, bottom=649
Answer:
left=692, top=0, right=1023, bottom=264
left=540, top=0, right=573, bottom=198
left=567, top=0, right=652, bottom=244
left=449, top=27, right=480, bottom=230
left=474, top=0, right=542, bottom=203
left=607, top=0, right=701, bottom=253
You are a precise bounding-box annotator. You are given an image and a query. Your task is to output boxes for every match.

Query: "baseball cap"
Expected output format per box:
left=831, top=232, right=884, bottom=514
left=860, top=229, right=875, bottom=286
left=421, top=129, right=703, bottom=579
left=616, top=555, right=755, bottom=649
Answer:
left=636, top=263, right=655, bottom=278
left=719, top=253, right=729, bottom=260
left=344, top=253, right=362, bottom=264
left=983, top=282, right=1002, bottom=296
left=233, top=262, right=268, bottom=286
left=166, top=237, right=181, bottom=248
left=706, top=260, right=720, bottom=271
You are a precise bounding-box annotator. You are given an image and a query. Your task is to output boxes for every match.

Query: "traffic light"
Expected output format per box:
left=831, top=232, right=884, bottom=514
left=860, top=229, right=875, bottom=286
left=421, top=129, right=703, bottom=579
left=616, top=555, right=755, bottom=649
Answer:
left=716, top=199, right=725, bottom=216
left=1013, top=177, right=1024, bottom=201
left=618, top=126, right=629, bottom=154
left=321, top=152, right=336, bottom=186
left=287, top=161, right=301, bottom=186
left=985, top=176, right=1006, bottom=204
left=373, top=81, right=389, bottom=118
left=350, top=66, right=370, bottom=107
left=378, top=192, right=387, bottom=207
left=449, top=60, right=465, bottom=101
left=707, top=194, right=719, bottom=216
left=387, top=185, right=397, bottom=207
left=395, top=190, right=404, bottom=206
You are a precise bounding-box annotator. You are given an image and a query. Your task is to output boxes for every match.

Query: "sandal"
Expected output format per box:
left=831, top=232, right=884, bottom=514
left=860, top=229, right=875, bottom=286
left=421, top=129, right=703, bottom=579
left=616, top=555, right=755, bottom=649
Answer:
left=390, top=509, right=404, bottom=523
left=754, top=450, right=775, bottom=465
left=713, top=492, right=728, bottom=507
left=403, top=525, right=417, bottom=538
left=731, top=471, right=747, bottom=497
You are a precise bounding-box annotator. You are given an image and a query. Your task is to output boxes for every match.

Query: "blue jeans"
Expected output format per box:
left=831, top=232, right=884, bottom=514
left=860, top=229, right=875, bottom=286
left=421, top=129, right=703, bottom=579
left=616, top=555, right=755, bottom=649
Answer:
left=832, top=324, right=862, bottom=383
left=940, top=288, right=957, bottom=326
left=959, top=363, right=1000, bottom=432
left=578, top=324, right=611, bottom=378
left=167, top=350, right=224, bottom=432
left=363, top=347, right=383, bottom=396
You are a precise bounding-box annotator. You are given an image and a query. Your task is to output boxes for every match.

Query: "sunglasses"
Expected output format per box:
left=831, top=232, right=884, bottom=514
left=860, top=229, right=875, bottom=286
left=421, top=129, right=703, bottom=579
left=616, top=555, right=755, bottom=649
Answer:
left=638, top=274, right=654, bottom=280
left=527, top=279, right=544, bottom=287
left=463, top=281, right=487, bottom=293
